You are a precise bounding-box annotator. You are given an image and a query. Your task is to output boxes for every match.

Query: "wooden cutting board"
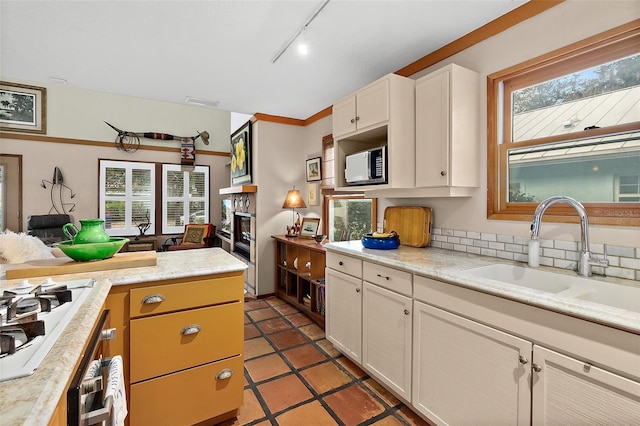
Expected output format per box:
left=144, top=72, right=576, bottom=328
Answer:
left=384, top=206, right=433, bottom=248
left=5, top=251, right=157, bottom=280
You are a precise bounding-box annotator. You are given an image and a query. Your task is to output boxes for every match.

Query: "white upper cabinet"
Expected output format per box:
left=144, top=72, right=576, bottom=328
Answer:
left=332, top=73, right=415, bottom=191
left=415, top=64, right=480, bottom=196
left=333, top=77, right=390, bottom=139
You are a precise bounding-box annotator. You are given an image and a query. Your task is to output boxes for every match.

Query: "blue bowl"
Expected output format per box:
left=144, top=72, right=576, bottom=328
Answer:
left=361, top=234, right=400, bottom=250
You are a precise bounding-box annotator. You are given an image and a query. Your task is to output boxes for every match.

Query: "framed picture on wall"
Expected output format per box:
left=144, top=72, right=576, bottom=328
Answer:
left=231, top=120, right=252, bottom=185
left=307, top=183, right=319, bottom=206
left=0, top=81, right=47, bottom=134
left=300, top=217, right=320, bottom=238
left=306, top=157, right=321, bottom=182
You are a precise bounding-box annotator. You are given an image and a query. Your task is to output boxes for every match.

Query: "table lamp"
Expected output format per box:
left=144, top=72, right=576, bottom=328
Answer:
left=282, top=186, right=306, bottom=236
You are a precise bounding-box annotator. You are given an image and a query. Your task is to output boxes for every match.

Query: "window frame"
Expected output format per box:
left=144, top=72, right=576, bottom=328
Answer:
left=322, top=191, right=377, bottom=241
left=161, top=164, right=210, bottom=234
left=487, top=20, right=640, bottom=226
left=99, top=159, right=156, bottom=236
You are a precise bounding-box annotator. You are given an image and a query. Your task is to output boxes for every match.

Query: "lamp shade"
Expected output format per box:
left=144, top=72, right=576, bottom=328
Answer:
left=282, top=188, right=307, bottom=209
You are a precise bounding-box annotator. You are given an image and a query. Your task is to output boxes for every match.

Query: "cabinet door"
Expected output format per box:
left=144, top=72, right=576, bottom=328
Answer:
left=356, top=77, right=389, bottom=132
left=413, top=301, right=531, bottom=426
left=363, top=282, right=412, bottom=400
left=332, top=95, right=357, bottom=139
left=415, top=69, right=450, bottom=187
left=326, top=268, right=362, bottom=363
left=532, top=345, right=640, bottom=425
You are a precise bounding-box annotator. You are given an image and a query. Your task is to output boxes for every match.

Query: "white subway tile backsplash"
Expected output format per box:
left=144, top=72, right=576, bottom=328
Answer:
left=606, top=245, right=635, bottom=257
left=467, top=231, right=481, bottom=240
left=481, top=233, right=497, bottom=242
left=497, top=234, right=514, bottom=243
left=554, top=240, right=578, bottom=251
left=427, top=228, right=639, bottom=281
left=481, top=248, right=497, bottom=257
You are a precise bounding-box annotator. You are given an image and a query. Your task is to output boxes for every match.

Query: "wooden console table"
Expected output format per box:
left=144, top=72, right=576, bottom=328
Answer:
left=272, top=235, right=326, bottom=329
left=123, top=236, right=158, bottom=252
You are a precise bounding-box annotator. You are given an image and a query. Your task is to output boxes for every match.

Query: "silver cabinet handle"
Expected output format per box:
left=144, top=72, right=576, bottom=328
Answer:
left=350, top=118, right=355, bottom=123
left=181, top=324, right=201, bottom=336
left=518, top=355, right=529, bottom=365
left=101, top=328, right=117, bottom=341
left=355, top=116, right=360, bottom=121
left=404, top=309, right=410, bottom=315
left=376, top=274, right=390, bottom=280
left=339, top=261, right=344, bottom=266
left=532, top=363, right=542, bottom=372
left=356, top=288, right=361, bottom=293
left=216, top=368, right=234, bottom=380
left=440, top=171, right=447, bottom=176
left=141, top=294, right=165, bottom=305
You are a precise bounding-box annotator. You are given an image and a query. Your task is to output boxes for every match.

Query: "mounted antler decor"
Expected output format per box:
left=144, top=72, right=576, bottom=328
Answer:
left=104, top=121, right=210, bottom=171
left=41, top=166, right=76, bottom=214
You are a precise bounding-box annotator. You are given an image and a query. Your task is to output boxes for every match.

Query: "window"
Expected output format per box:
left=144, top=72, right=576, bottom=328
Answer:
left=162, top=164, right=209, bottom=234
left=487, top=21, right=640, bottom=225
left=323, top=193, right=377, bottom=241
left=99, top=160, right=210, bottom=237
left=617, top=175, right=640, bottom=202
left=99, top=160, right=155, bottom=236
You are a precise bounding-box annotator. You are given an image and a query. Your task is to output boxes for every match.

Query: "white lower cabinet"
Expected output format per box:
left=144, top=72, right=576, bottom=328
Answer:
left=326, top=267, right=362, bottom=363
left=532, top=345, right=640, bottom=425
left=412, top=301, right=531, bottom=425
left=363, top=282, right=412, bottom=400
left=326, top=254, right=640, bottom=425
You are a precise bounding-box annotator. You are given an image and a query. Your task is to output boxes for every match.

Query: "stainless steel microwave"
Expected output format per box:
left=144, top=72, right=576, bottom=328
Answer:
left=345, top=146, right=387, bottom=185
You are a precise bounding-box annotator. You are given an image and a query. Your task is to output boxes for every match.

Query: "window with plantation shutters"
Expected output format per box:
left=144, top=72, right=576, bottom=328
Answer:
left=99, top=160, right=155, bottom=236
left=162, top=164, right=209, bottom=234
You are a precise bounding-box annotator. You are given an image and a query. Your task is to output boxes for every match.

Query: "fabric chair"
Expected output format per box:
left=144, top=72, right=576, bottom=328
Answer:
left=167, top=223, right=216, bottom=251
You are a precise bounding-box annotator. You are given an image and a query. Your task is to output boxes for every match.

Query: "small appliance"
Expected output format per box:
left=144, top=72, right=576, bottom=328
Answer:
left=345, top=146, right=387, bottom=185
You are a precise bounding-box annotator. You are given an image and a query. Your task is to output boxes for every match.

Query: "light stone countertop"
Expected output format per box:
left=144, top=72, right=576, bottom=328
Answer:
left=325, top=241, right=640, bottom=335
left=0, top=248, right=247, bottom=426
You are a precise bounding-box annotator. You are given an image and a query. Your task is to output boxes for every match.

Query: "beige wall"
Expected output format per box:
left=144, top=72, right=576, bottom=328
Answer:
left=0, top=80, right=230, bottom=234
left=381, top=0, right=640, bottom=248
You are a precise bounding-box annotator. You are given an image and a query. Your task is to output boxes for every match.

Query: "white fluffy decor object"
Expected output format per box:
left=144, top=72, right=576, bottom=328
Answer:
left=0, top=230, right=55, bottom=263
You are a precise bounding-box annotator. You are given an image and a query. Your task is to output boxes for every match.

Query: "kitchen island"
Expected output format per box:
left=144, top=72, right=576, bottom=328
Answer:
left=0, top=248, right=247, bottom=426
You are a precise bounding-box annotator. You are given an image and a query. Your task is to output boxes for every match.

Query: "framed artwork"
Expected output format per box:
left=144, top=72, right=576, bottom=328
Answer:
left=0, top=81, right=47, bottom=134
left=307, top=183, right=319, bottom=206
left=300, top=217, right=320, bottom=238
left=231, top=120, right=252, bottom=185
left=306, top=157, right=322, bottom=182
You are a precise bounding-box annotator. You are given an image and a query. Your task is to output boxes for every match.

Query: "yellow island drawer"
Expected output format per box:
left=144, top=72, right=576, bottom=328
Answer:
left=129, top=274, right=243, bottom=318
left=129, top=355, right=243, bottom=426
left=130, top=301, right=243, bottom=382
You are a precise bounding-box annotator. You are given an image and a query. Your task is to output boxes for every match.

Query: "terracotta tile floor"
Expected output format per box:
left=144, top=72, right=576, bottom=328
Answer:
left=219, top=297, right=430, bottom=426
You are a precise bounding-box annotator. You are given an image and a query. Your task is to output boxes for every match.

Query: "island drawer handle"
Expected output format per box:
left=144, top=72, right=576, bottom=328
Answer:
left=141, top=294, right=165, bottom=305
left=376, top=274, right=390, bottom=280
left=181, top=324, right=201, bottom=336
left=216, top=368, right=234, bottom=380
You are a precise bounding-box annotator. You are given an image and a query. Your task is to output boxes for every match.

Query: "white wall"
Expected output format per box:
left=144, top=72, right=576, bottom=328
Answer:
left=0, top=80, right=231, bottom=233
left=383, top=0, right=640, bottom=248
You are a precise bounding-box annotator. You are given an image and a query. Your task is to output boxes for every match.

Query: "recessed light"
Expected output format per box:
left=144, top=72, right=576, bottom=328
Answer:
left=184, top=96, right=220, bottom=108
left=49, top=77, right=68, bottom=84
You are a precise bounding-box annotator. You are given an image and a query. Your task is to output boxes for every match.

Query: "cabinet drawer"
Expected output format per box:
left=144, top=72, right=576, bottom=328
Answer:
left=326, top=252, right=362, bottom=278
left=130, top=302, right=243, bottom=382
left=129, top=274, right=243, bottom=318
left=363, top=261, right=412, bottom=296
left=130, top=355, right=243, bottom=426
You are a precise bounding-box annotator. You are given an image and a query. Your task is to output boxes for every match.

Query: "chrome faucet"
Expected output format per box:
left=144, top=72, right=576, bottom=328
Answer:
left=530, top=195, right=608, bottom=277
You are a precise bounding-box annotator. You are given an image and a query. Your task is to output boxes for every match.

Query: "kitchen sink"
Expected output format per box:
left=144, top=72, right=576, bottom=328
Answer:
left=463, top=264, right=640, bottom=314
left=462, top=264, right=572, bottom=293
